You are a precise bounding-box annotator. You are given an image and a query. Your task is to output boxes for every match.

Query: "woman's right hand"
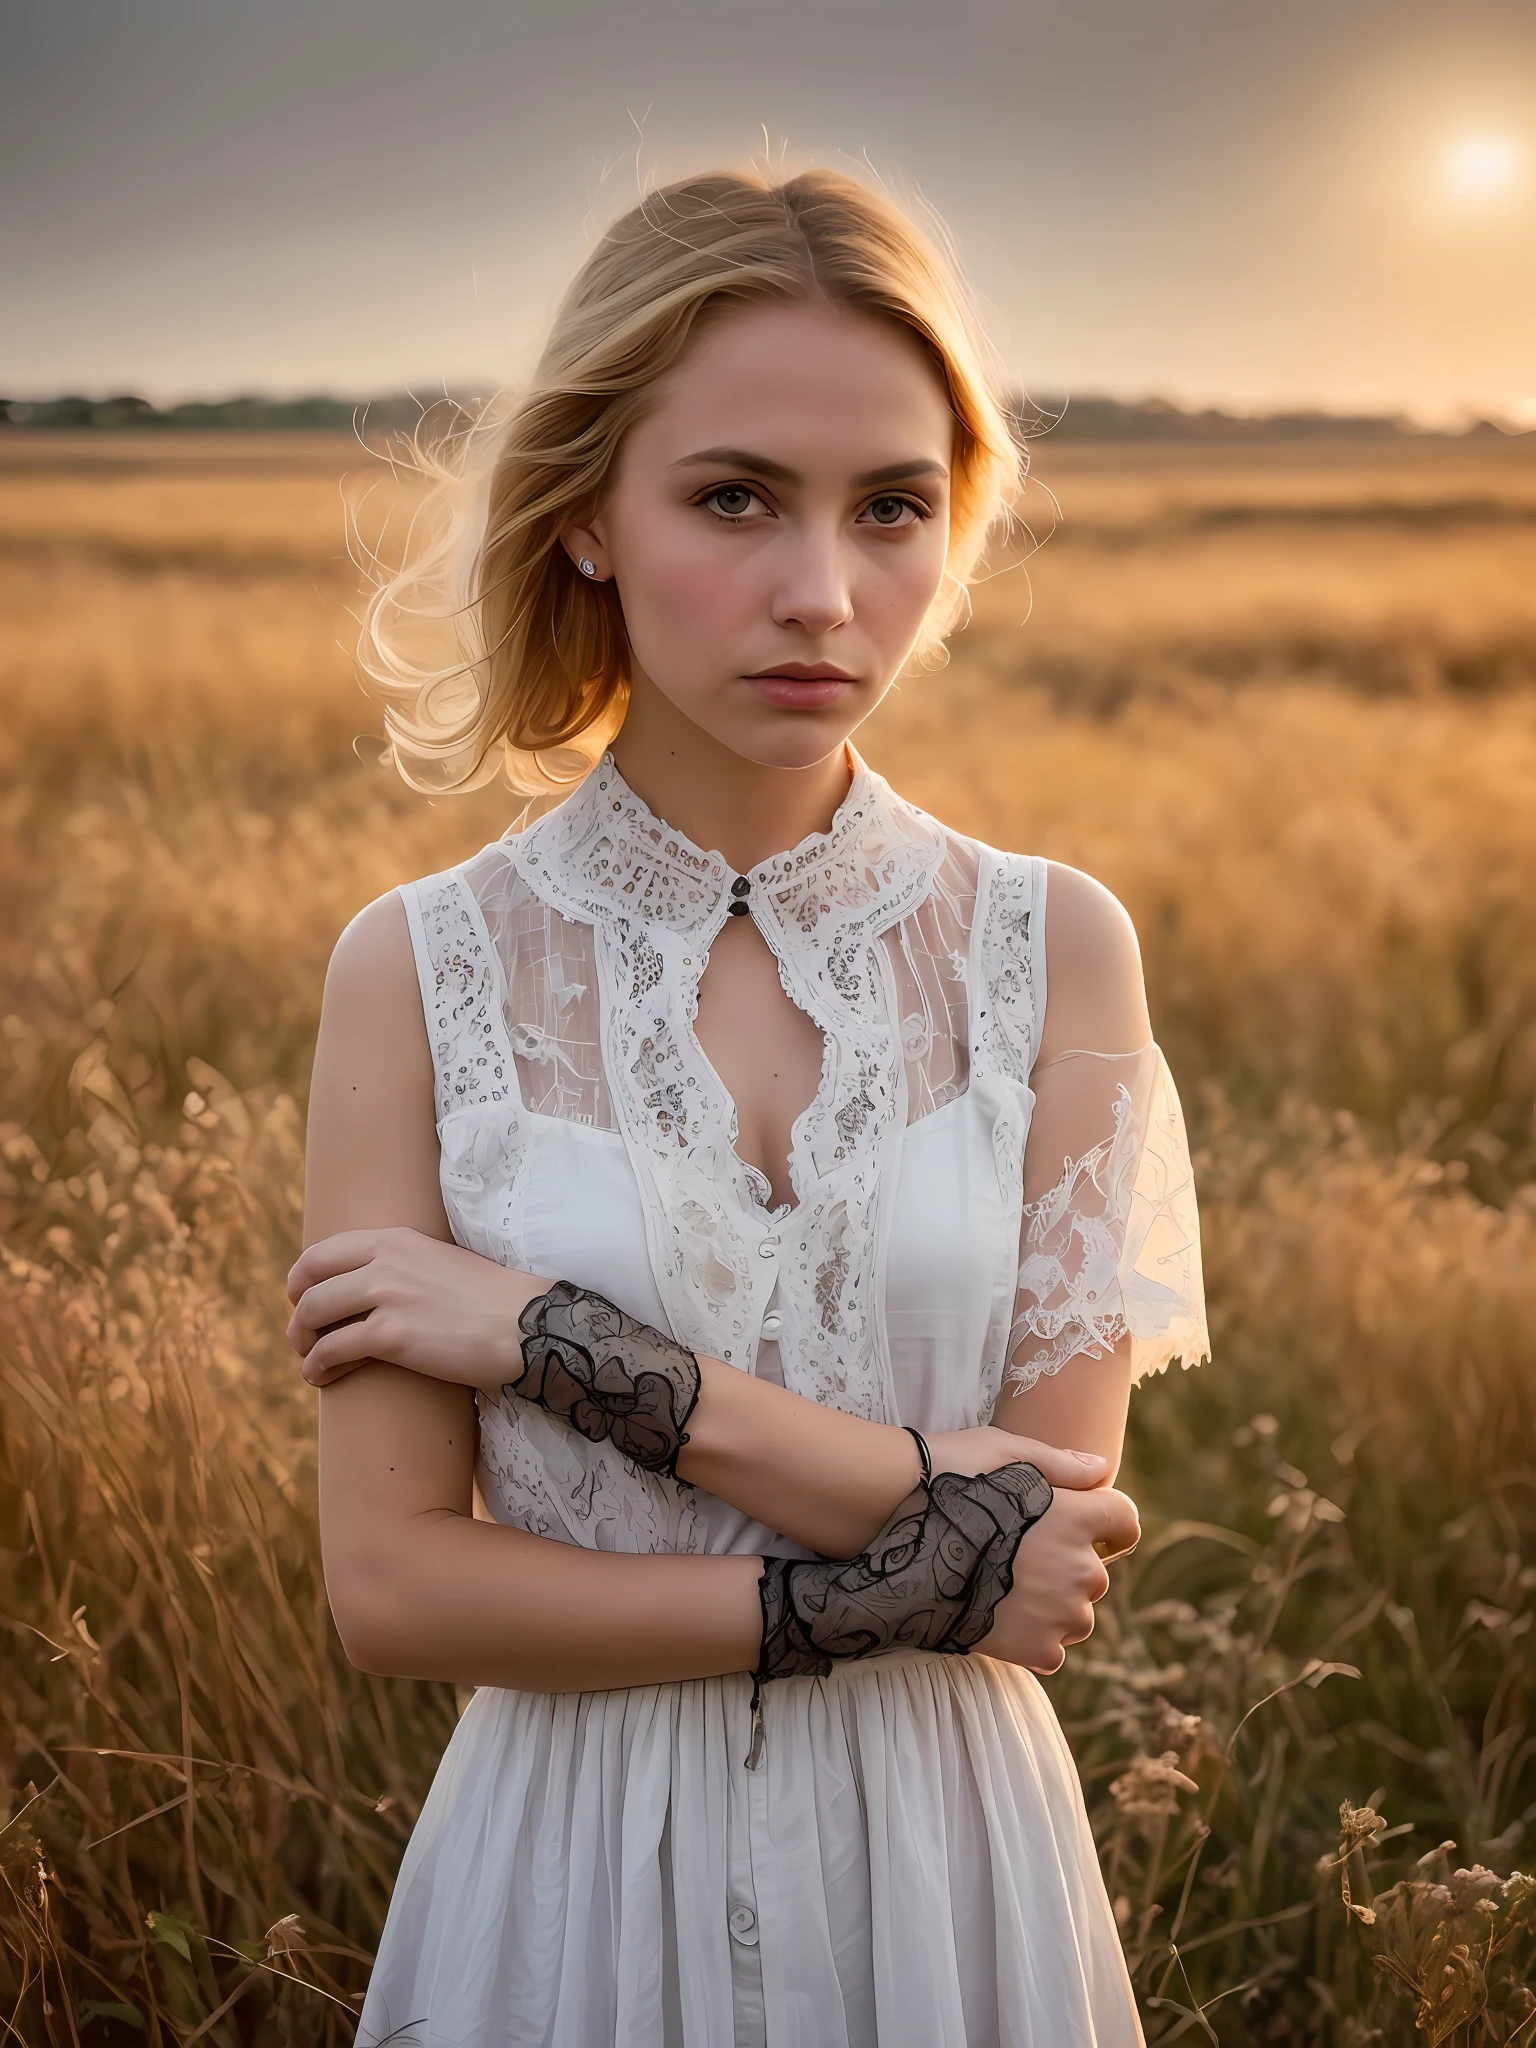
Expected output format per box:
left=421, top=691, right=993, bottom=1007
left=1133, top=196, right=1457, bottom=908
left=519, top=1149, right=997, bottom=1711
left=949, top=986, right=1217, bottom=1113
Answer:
left=976, top=1479, right=1140, bottom=1674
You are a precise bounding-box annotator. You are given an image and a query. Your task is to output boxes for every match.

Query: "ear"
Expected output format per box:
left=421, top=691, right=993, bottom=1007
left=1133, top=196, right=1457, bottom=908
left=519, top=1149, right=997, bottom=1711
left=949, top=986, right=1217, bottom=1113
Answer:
left=559, top=519, right=611, bottom=583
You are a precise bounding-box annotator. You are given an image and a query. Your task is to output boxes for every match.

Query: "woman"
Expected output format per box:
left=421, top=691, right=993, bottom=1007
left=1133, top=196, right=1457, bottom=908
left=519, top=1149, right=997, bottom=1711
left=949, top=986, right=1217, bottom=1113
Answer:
left=287, top=168, right=1209, bottom=2048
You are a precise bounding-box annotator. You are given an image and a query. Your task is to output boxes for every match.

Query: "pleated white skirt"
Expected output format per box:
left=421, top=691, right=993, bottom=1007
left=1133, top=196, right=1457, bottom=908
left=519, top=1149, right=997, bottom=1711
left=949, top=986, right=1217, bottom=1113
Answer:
left=359, top=1650, right=1143, bottom=2048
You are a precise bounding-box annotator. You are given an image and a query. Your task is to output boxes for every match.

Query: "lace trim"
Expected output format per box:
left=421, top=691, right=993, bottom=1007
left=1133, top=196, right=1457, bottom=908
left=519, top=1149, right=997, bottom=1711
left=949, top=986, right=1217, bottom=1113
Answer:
left=755, top=1463, right=1055, bottom=1679
left=974, top=854, right=1044, bottom=1088
left=1006, top=1047, right=1209, bottom=1393
left=405, top=875, right=517, bottom=1122
left=1011, top=1101, right=1136, bottom=1378
left=757, top=795, right=948, bottom=1417
left=510, top=1281, right=702, bottom=1479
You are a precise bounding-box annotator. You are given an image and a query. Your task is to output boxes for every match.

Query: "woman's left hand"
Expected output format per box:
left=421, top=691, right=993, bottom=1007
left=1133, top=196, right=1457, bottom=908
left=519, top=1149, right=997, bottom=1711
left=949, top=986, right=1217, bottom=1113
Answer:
left=286, top=1227, right=545, bottom=1390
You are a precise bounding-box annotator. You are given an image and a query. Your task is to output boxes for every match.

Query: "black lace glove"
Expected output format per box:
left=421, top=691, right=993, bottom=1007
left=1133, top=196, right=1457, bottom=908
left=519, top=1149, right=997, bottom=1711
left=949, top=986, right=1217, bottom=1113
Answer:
left=505, top=1281, right=702, bottom=1479
left=755, top=1461, right=1055, bottom=1681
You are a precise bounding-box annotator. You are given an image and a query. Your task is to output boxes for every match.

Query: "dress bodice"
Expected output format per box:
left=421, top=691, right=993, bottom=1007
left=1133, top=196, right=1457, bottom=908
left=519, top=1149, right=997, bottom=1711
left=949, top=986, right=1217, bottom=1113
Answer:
left=398, top=752, right=1207, bottom=1560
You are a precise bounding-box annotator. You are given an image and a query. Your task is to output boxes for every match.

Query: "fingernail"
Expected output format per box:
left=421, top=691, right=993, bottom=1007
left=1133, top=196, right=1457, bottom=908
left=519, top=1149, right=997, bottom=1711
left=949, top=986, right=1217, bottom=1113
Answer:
left=1071, top=1450, right=1103, bottom=1464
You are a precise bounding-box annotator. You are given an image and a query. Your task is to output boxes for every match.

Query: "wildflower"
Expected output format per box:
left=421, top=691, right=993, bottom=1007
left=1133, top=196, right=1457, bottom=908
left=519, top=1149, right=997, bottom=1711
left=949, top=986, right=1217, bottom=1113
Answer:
left=1109, top=1750, right=1199, bottom=1823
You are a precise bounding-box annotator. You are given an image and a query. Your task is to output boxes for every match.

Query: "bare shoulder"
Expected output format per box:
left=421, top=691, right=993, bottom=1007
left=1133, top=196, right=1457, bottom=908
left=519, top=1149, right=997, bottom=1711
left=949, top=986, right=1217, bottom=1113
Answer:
left=324, top=889, right=419, bottom=1008
left=1037, top=861, right=1151, bottom=1061
left=1042, top=861, right=1142, bottom=975
left=315, top=889, right=433, bottom=1101
left=307, top=888, right=445, bottom=1242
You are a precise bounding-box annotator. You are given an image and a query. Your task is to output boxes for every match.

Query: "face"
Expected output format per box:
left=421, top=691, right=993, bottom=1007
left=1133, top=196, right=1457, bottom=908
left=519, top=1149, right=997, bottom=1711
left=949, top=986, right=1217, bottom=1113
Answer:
left=567, top=299, right=956, bottom=770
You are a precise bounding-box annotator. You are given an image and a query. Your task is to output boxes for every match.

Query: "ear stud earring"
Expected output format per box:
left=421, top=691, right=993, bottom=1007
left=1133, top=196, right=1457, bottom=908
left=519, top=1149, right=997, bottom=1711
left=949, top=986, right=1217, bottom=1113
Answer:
left=578, top=557, right=597, bottom=578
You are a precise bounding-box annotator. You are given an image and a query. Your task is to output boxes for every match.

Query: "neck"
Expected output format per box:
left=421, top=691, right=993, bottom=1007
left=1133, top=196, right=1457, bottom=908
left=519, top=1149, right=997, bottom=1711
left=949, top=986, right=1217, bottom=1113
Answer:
left=609, top=679, right=856, bottom=873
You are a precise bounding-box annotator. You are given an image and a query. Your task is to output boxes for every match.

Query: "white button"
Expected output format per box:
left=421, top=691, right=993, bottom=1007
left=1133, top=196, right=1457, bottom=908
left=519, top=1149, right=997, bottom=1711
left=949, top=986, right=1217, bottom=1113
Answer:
left=727, top=1904, right=759, bottom=1944
left=760, top=1312, right=782, bottom=1337
left=757, top=1239, right=777, bottom=1260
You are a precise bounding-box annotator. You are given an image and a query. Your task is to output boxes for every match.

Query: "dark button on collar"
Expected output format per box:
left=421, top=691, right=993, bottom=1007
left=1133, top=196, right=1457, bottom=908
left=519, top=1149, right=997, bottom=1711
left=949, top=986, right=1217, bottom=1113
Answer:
left=730, top=876, right=751, bottom=898
left=726, top=899, right=750, bottom=917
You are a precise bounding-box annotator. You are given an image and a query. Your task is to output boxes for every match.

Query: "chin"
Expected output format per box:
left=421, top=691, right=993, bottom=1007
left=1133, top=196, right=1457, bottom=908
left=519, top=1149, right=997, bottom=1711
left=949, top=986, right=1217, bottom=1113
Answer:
left=717, top=680, right=888, bottom=771
left=716, top=713, right=866, bottom=773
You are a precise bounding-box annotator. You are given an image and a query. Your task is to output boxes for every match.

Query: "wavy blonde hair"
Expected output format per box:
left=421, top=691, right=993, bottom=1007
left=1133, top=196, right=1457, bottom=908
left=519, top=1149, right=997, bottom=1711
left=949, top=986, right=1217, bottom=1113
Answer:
left=354, top=166, right=1023, bottom=796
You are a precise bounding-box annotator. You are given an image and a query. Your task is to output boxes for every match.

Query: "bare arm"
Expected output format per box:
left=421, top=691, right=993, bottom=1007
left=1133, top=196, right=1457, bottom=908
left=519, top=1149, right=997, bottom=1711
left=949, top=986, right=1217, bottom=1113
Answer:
left=306, top=892, right=1132, bottom=1687
left=320, top=1367, right=762, bottom=1687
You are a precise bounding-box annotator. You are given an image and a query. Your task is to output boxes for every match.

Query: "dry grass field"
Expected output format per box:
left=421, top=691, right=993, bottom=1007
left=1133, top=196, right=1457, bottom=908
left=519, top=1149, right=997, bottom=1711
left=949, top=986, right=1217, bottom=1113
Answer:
left=3, top=427, right=1535, bottom=2044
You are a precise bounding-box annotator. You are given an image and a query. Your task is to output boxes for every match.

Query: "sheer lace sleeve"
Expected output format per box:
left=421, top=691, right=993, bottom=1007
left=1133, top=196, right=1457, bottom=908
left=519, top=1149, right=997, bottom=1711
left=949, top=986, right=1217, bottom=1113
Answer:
left=1006, top=1043, right=1210, bottom=1393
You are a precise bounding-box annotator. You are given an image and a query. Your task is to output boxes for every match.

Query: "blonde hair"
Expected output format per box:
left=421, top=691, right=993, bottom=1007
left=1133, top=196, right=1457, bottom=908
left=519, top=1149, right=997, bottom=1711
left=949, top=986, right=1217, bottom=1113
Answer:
left=354, top=166, right=1023, bottom=796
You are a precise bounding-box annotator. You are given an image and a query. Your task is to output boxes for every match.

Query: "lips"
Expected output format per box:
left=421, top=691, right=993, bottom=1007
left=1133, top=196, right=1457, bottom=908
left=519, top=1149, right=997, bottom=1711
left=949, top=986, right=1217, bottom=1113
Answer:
left=746, top=663, right=857, bottom=683
left=743, top=662, right=857, bottom=711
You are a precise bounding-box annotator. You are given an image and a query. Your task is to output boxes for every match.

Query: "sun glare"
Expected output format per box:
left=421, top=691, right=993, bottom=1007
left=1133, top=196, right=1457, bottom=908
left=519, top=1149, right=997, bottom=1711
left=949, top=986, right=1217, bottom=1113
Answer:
left=1443, top=133, right=1523, bottom=199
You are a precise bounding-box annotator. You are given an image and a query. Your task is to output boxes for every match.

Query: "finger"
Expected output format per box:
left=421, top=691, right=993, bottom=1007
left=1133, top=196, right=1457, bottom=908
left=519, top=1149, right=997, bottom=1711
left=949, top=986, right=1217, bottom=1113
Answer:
left=301, top=1317, right=389, bottom=1387
left=1062, top=1601, right=1098, bottom=1647
left=1092, top=1489, right=1141, bottom=1560
left=288, top=1269, right=383, bottom=1348
left=993, top=1438, right=1108, bottom=1490
left=287, top=1302, right=366, bottom=1362
left=285, top=1230, right=388, bottom=1304
left=302, top=1347, right=365, bottom=1389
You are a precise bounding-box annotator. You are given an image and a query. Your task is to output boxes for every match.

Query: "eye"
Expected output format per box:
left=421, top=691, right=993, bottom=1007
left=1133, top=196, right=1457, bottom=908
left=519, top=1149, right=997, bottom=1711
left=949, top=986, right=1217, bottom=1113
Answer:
left=860, top=494, right=924, bottom=528
left=702, top=484, right=763, bottom=521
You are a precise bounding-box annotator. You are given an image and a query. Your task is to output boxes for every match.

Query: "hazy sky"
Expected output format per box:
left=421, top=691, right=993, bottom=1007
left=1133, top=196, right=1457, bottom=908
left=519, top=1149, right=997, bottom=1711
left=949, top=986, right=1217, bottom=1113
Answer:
left=4, top=0, right=1534, bottom=418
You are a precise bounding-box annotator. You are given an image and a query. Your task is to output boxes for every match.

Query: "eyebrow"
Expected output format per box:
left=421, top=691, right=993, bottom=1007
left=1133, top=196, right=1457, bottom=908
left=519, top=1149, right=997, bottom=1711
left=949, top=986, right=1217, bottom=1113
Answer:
left=670, top=446, right=949, bottom=489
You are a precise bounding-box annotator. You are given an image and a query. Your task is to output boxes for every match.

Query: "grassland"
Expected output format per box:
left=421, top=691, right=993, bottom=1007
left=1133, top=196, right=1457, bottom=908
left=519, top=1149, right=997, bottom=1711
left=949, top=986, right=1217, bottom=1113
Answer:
left=2, top=428, right=1535, bottom=2044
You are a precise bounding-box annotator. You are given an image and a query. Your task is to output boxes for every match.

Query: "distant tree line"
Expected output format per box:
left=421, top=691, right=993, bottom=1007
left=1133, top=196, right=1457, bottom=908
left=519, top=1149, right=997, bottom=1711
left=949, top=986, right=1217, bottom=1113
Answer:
left=1016, top=395, right=1433, bottom=440
left=0, top=393, right=427, bottom=433
left=1, top=389, right=1526, bottom=440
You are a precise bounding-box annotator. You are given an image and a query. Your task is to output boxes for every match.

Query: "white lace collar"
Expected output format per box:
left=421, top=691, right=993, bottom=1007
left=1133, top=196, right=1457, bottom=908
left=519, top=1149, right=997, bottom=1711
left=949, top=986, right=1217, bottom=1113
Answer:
left=511, top=749, right=943, bottom=941
left=502, top=749, right=949, bottom=1418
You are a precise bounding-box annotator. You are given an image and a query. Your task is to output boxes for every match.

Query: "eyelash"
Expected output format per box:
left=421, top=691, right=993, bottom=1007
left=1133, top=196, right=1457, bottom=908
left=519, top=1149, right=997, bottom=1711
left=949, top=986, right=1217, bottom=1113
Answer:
left=698, top=484, right=930, bottom=527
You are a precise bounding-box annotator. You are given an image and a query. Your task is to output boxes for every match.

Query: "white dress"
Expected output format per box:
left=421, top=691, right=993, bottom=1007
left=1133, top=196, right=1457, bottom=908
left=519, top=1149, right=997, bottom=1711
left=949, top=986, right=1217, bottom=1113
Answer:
left=361, top=752, right=1209, bottom=2048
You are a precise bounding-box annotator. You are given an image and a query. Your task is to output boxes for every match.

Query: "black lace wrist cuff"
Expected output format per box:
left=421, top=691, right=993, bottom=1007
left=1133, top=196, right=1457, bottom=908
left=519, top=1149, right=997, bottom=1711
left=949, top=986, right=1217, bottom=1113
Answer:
left=506, top=1281, right=703, bottom=1479
left=755, top=1462, right=1054, bottom=1683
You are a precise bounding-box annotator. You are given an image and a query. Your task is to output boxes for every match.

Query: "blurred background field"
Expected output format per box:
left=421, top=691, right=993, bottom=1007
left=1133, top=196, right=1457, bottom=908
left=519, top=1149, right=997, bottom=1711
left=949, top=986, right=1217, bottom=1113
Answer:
left=3, top=427, right=1536, bottom=2042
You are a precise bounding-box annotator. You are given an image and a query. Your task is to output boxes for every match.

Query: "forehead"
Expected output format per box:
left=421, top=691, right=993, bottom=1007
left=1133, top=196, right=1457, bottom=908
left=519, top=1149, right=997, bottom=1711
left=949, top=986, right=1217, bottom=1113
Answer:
left=634, top=300, right=954, bottom=472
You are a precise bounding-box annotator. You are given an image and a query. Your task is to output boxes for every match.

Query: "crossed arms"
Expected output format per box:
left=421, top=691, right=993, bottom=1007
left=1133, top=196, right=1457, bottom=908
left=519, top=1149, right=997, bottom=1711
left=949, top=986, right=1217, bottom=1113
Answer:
left=299, top=877, right=1145, bottom=1693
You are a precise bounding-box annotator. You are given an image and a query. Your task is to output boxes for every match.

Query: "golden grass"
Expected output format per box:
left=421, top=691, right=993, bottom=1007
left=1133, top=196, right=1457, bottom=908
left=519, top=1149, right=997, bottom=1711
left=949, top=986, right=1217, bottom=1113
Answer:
left=2, top=431, right=1534, bottom=2043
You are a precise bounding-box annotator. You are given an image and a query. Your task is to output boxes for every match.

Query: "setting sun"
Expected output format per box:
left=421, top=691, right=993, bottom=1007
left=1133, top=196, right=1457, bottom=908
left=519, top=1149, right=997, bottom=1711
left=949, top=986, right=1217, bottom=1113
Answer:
left=1443, top=132, right=1523, bottom=199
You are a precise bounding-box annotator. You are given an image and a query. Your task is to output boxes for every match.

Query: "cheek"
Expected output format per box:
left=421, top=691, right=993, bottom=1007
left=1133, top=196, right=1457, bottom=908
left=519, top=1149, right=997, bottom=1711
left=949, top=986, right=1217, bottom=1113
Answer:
left=615, top=517, right=755, bottom=674
left=861, top=526, right=951, bottom=640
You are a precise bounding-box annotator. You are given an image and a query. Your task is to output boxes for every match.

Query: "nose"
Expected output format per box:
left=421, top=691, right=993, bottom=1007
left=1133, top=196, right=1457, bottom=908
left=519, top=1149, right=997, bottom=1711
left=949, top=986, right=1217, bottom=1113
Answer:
left=769, top=519, right=854, bottom=636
